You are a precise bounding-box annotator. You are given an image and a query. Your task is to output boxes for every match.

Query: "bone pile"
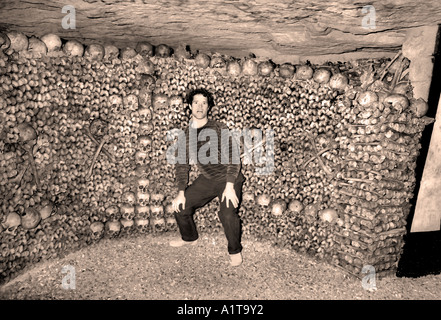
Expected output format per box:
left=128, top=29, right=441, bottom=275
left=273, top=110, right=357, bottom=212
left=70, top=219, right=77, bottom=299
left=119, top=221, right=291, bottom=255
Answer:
left=331, top=55, right=433, bottom=278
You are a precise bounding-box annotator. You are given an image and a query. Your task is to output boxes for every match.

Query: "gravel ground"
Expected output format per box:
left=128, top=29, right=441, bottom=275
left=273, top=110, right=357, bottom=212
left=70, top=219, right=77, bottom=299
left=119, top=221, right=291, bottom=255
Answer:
left=0, top=232, right=440, bottom=300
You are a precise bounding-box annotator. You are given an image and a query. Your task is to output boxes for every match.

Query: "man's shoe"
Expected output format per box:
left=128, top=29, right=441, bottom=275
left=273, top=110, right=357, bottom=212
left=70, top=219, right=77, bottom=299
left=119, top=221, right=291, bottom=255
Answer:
left=169, top=238, right=198, bottom=247
left=230, top=252, right=243, bottom=267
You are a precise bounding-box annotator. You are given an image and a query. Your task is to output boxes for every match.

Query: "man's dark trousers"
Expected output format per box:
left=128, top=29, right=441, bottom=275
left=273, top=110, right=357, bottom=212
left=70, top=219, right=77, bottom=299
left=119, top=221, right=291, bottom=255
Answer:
left=174, top=172, right=245, bottom=254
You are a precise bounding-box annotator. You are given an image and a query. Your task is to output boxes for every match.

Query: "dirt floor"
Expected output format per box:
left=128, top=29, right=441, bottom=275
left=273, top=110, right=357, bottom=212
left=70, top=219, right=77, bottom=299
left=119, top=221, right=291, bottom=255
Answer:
left=0, top=232, right=440, bottom=300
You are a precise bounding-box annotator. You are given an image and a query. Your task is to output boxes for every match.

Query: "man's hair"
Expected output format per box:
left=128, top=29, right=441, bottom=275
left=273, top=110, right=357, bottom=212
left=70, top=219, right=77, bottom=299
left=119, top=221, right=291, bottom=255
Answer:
left=186, top=88, right=215, bottom=113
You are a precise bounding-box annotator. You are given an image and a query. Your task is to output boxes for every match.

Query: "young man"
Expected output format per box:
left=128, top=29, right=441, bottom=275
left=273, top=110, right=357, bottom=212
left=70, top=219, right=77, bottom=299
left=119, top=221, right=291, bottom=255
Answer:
left=170, top=88, right=245, bottom=267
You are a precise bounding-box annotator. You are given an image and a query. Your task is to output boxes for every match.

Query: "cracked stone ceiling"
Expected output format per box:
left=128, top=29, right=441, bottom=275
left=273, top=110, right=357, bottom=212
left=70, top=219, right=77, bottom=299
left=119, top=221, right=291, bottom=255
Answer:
left=0, top=0, right=440, bottom=63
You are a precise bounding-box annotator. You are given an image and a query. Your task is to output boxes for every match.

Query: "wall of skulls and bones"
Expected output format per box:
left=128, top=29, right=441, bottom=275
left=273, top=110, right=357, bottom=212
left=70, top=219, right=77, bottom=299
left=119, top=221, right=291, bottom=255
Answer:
left=0, top=31, right=434, bottom=282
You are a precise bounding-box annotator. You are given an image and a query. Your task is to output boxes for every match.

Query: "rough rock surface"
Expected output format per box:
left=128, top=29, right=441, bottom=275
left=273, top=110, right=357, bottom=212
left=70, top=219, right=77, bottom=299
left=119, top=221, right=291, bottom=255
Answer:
left=0, top=0, right=440, bottom=63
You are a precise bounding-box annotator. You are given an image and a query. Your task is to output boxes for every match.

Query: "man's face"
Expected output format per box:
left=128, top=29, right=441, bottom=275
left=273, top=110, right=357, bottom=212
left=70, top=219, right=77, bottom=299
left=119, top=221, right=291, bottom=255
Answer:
left=191, top=94, right=209, bottom=120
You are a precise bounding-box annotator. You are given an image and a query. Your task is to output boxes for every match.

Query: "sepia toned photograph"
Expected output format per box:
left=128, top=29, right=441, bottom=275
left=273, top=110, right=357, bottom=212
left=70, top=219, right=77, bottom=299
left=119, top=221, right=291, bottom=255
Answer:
left=0, top=0, right=440, bottom=309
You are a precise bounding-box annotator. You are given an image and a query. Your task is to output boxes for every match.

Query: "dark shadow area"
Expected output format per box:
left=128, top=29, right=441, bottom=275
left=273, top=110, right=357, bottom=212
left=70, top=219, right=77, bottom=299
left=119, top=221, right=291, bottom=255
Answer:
left=397, top=24, right=441, bottom=278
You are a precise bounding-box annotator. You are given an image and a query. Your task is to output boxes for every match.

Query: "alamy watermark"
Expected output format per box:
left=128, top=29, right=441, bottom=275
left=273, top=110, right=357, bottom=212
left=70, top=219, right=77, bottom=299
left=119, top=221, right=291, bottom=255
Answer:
left=361, top=265, right=377, bottom=291
left=61, top=264, right=76, bottom=290
left=166, top=127, right=275, bottom=175
left=361, top=5, right=376, bottom=30
left=62, top=5, right=76, bottom=30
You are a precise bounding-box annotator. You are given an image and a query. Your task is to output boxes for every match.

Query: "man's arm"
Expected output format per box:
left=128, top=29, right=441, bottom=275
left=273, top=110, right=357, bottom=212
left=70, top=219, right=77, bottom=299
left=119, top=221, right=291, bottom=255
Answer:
left=218, top=121, right=241, bottom=208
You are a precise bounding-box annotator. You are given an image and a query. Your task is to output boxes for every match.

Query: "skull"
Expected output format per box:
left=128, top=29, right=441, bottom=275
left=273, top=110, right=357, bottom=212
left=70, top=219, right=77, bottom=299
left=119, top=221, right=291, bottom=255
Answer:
left=155, top=44, right=171, bottom=58
left=136, top=191, right=150, bottom=207
left=138, top=107, right=152, bottom=123
left=135, top=58, right=156, bottom=75
left=140, top=74, right=156, bottom=91
left=89, top=118, right=108, bottom=137
left=63, top=40, right=84, bottom=57
left=135, top=165, right=149, bottom=178
left=271, top=200, right=287, bottom=217
left=27, top=36, right=47, bottom=58
left=122, top=191, right=136, bottom=206
left=152, top=93, right=169, bottom=112
left=210, top=55, right=226, bottom=68
left=135, top=205, right=150, bottom=219
left=135, top=150, right=150, bottom=166
left=153, top=217, right=166, bottom=232
left=120, top=218, right=134, bottom=228
left=169, top=95, right=184, bottom=114
left=256, top=193, right=271, bottom=207
left=109, top=95, right=123, bottom=111
left=316, top=134, right=330, bottom=150
left=120, top=218, right=134, bottom=234
left=120, top=204, right=135, bottom=220
left=1, top=212, right=21, bottom=236
left=105, top=205, right=120, bottom=221
left=288, top=199, right=304, bottom=214
left=242, top=191, right=255, bottom=204
left=38, top=199, right=56, bottom=220
left=123, top=94, right=139, bottom=112
left=164, top=203, right=175, bottom=216
left=150, top=193, right=165, bottom=204
left=21, top=207, right=41, bottom=230
left=40, top=33, right=61, bottom=53
left=195, top=52, right=211, bottom=68
left=17, top=123, right=37, bottom=146
left=105, top=220, right=121, bottom=238
left=134, top=217, right=150, bottom=234
left=150, top=204, right=164, bottom=219
left=139, top=122, right=154, bottom=135
left=137, top=176, right=150, bottom=193
left=84, top=43, right=105, bottom=61
left=0, top=32, right=11, bottom=52
left=135, top=42, right=154, bottom=58
left=104, top=44, right=120, bottom=61
left=90, top=221, right=105, bottom=240
left=138, top=135, right=152, bottom=153
left=120, top=47, right=137, bottom=60
left=166, top=216, right=177, bottom=231
left=138, top=88, right=153, bottom=107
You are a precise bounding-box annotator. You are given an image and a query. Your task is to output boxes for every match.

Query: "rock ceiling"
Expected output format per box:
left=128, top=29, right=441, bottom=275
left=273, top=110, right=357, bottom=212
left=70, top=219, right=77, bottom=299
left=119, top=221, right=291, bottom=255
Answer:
left=0, top=0, right=440, bottom=63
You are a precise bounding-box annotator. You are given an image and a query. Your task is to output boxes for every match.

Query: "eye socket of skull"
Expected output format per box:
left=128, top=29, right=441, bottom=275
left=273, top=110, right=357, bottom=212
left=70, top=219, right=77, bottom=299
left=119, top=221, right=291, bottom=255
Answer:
left=137, top=176, right=150, bottom=185
left=122, top=207, right=135, bottom=219
left=89, top=118, right=107, bottom=137
left=135, top=150, right=149, bottom=163
left=153, top=94, right=169, bottom=110
left=138, top=107, right=152, bottom=121
left=140, top=74, right=156, bottom=90
left=169, top=96, right=183, bottom=111
left=138, top=135, right=152, bottom=150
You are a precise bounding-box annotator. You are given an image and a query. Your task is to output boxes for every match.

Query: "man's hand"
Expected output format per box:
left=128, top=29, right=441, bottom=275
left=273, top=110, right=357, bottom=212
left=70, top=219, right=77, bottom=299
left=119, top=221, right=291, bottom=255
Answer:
left=221, top=182, right=238, bottom=208
left=172, top=191, right=186, bottom=213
